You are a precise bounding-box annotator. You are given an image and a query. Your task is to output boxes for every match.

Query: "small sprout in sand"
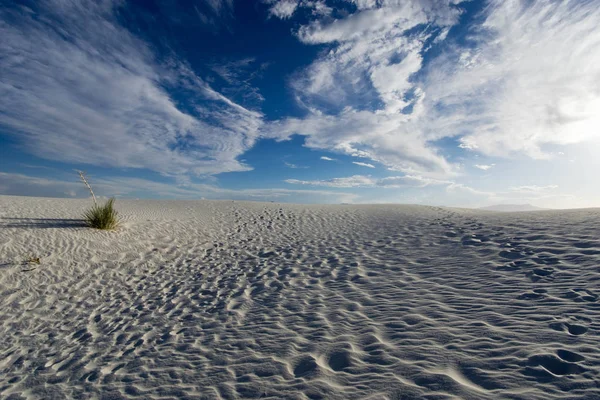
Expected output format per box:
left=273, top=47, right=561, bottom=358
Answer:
left=22, top=255, right=41, bottom=272
left=83, top=198, right=120, bottom=230
left=24, top=255, right=41, bottom=265
left=77, top=170, right=120, bottom=230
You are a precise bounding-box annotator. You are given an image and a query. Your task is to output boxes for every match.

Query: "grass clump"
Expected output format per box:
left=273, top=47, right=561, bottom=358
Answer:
left=83, top=198, right=120, bottom=230
left=77, top=170, right=120, bottom=230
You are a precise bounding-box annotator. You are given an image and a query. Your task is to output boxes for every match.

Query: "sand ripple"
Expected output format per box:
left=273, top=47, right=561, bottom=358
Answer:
left=1, top=197, right=599, bottom=399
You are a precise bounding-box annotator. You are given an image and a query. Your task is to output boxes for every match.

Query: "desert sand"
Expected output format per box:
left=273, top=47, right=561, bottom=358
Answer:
left=0, top=195, right=599, bottom=399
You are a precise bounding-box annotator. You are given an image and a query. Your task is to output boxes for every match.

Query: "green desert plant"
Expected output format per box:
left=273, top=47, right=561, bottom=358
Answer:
left=83, top=197, right=119, bottom=230
left=77, top=170, right=120, bottom=230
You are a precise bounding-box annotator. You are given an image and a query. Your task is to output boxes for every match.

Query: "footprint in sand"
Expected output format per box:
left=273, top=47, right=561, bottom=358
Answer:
left=562, top=288, right=598, bottom=303
left=499, top=250, right=526, bottom=260
left=517, top=290, right=546, bottom=300
left=549, top=316, right=590, bottom=336
left=525, top=353, right=586, bottom=377
left=293, top=356, right=318, bottom=378
left=328, top=350, right=352, bottom=372
left=532, top=255, right=561, bottom=265
left=556, top=349, right=585, bottom=363
left=527, top=267, right=555, bottom=282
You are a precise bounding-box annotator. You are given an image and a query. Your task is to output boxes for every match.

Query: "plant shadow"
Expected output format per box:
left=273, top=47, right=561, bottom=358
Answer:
left=0, top=218, right=88, bottom=229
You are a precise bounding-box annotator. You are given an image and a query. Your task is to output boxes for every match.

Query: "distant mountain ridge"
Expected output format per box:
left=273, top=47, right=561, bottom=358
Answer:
left=479, top=204, right=549, bottom=212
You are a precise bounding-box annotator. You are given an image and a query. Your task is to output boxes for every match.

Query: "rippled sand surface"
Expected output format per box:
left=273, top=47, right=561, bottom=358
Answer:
left=1, top=195, right=599, bottom=399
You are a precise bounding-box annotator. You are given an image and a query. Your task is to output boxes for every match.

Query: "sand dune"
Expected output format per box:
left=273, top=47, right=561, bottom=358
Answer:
left=1, top=195, right=599, bottom=399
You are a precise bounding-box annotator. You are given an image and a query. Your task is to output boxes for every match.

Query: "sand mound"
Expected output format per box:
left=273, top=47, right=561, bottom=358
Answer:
left=1, top=196, right=599, bottom=399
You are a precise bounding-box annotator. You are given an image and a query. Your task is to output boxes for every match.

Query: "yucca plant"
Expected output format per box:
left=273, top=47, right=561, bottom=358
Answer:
left=83, top=198, right=119, bottom=230
left=78, top=170, right=120, bottom=230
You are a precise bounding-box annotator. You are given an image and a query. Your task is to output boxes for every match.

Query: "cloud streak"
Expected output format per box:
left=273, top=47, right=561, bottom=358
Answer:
left=0, top=172, right=357, bottom=204
left=0, top=0, right=262, bottom=177
left=285, top=174, right=451, bottom=188
left=352, top=161, right=375, bottom=168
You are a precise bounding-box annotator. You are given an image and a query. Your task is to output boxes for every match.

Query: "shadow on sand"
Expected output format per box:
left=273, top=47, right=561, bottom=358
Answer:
left=0, top=218, right=88, bottom=229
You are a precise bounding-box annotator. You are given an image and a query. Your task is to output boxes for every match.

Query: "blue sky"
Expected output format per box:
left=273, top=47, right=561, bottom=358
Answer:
left=1, top=0, right=599, bottom=208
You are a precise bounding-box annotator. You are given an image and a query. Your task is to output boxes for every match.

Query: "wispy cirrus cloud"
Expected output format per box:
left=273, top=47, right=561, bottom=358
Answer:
left=0, top=172, right=357, bottom=204
left=0, top=0, right=261, bottom=178
left=284, top=161, right=309, bottom=169
left=431, top=0, right=600, bottom=159
left=267, top=0, right=600, bottom=179
left=352, top=161, right=375, bottom=168
left=193, top=0, right=235, bottom=29
left=265, top=0, right=331, bottom=19
left=296, top=1, right=459, bottom=45
left=444, top=181, right=581, bottom=209
left=204, top=0, right=234, bottom=16
left=286, top=175, right=375, bottom=188
left=2, top=0, right=599, bottom=207
left=210, top=57, right=268, bottom=106
left=265, top=0, right=466, bottom=177
left=285, top=174, right=451, bottom=188
left=266, top=109, right=455, bottom=177
left=267, top=0, right=299, bottom=19
left=509, top=185, right=559, bottom=194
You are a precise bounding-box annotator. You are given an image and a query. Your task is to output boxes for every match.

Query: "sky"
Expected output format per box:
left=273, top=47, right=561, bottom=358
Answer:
left=1, top=0, right=599, bottom=208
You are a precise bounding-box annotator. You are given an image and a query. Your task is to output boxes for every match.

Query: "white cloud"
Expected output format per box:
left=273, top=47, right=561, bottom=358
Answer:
left=0, top=172, right=357, bottom=204
left=266, top=109, right=455, bottom=177
left=352, top=161, right=375, bottom=168
left=320, top=156, right=336, bottom=161
left=426, top=0, right=600, bottom=159
left=3, top=0, right=599, bottom=207
left=509, top=185, right=559, bottom=194
left=0, top=170, right=580, bottom=208
left=458, top=141, right=478, bottom=150
left=268, top=0, right=299, bottom=19
left=380, top=175, right=452, bottom=188
left=0, top=0, right=262, bottom=177
left=284, top=162, right=308, bottom=169
left=285, top=174, right=451, bottom=188
left=445, top=182, right=574, bottom=209
left=266, top=0, right=331, bottom=19
left=269, top=0, right=600, bottom=180
left=297, top=0, right=462, bottom=44
left=304, top=0, right=332, bottom=16
left=474, top=164, right=495, bottom=171
left=266, top=1, right=465, bottom=177
left=298, top=6, right=418, bottom=44
left=286, top=175, right=375, bottom=188
left=444, top=183, right=505, bottom=208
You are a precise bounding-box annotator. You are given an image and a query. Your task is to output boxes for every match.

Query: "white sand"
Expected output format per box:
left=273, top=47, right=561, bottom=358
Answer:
left=1, top=195, right=599, bottom=399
